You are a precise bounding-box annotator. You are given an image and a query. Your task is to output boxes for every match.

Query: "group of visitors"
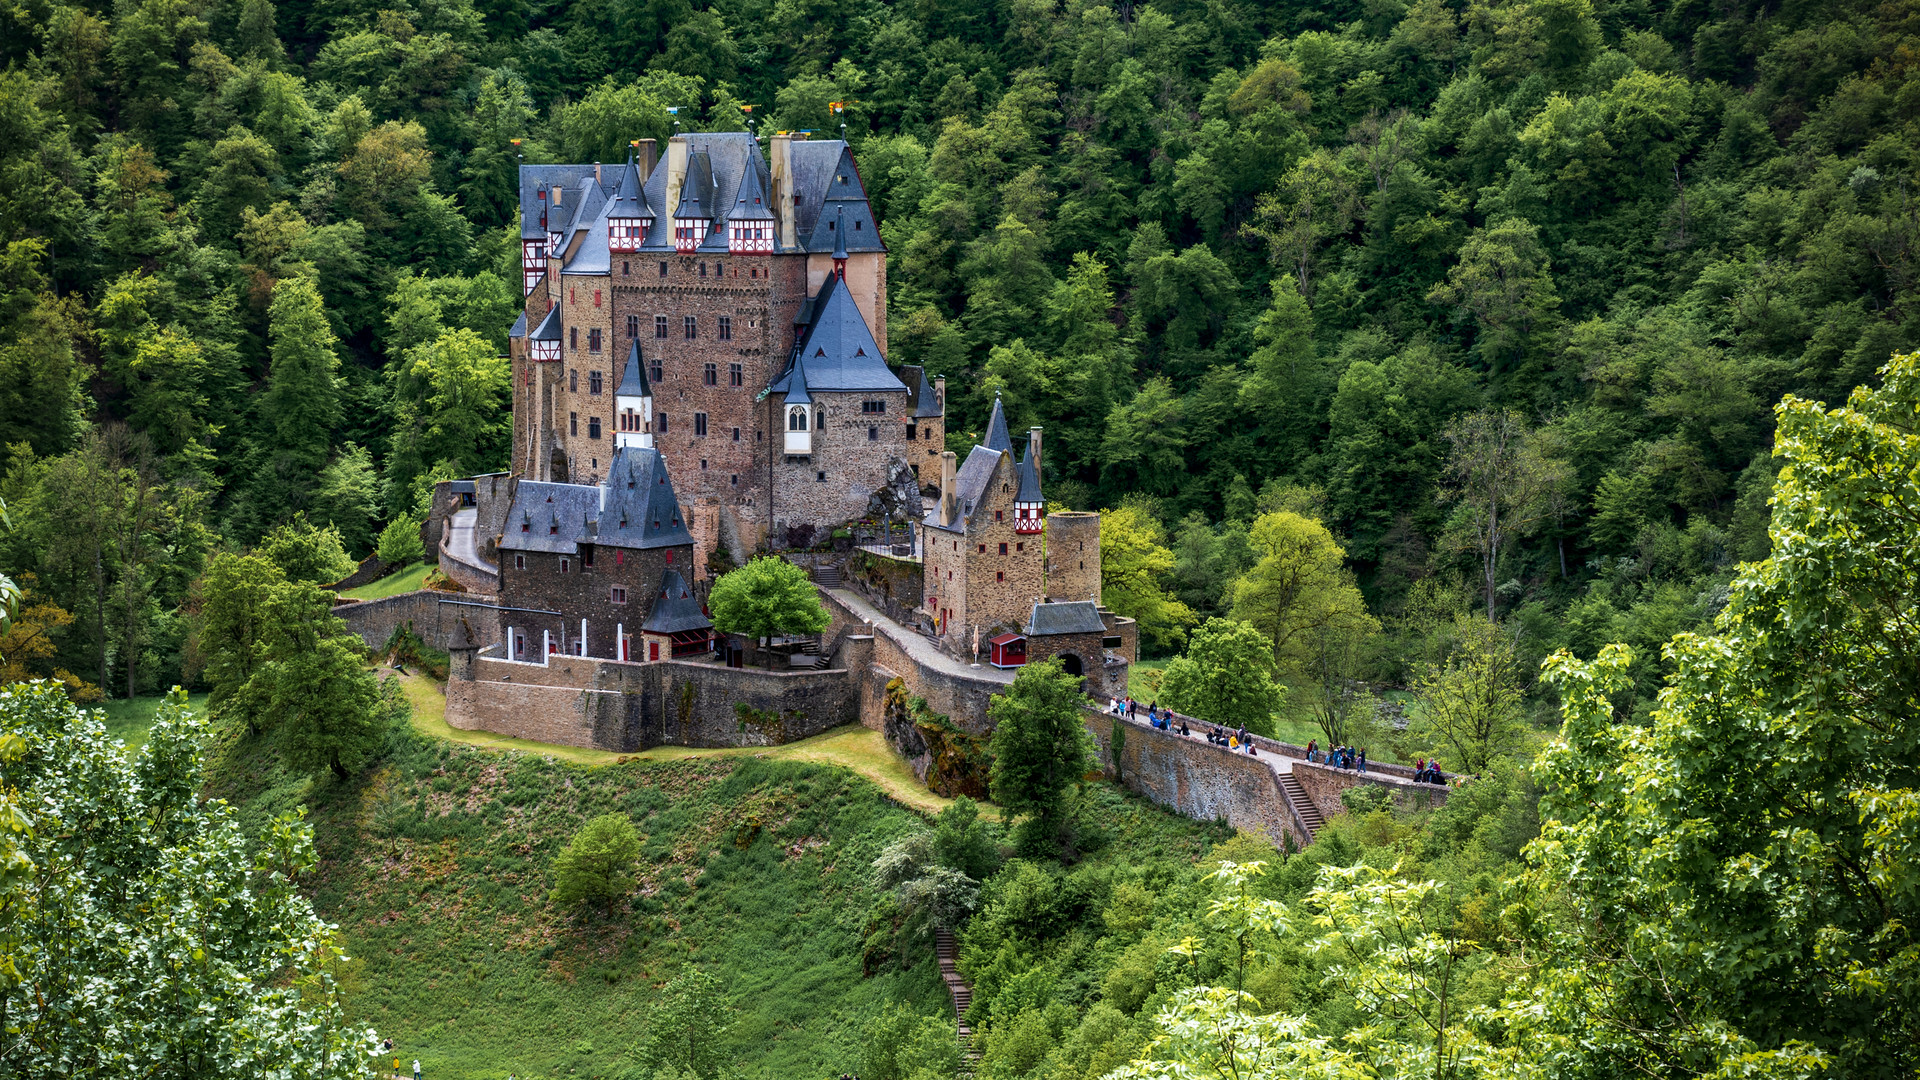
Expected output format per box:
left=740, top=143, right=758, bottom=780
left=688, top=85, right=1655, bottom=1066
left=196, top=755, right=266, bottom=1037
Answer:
left=1205, top=725, right=1259, bottom=755
left=1304, top=740, right=1367, bottom=771
left=1106, top=697, right=1260, bottom=755
left=1413, top=759, right=1446, bottom=784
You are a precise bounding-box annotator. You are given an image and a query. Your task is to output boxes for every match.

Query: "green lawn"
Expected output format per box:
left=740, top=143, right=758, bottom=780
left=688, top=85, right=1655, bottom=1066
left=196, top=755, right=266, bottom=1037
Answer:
left=341, top=562, right=431, bottom=600
left=93, top=692, right=209, bottom=751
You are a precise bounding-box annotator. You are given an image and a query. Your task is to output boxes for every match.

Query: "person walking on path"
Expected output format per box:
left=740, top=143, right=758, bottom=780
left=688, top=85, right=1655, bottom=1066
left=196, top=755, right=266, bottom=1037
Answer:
left=1358, top=748, right=1368, bottom=773
left=413, top=1061, right=422, bottom=1080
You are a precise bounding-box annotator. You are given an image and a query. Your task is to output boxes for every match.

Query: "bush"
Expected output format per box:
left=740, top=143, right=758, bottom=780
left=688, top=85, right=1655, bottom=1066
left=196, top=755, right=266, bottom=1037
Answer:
left=549, top=813, right=641, bottom=912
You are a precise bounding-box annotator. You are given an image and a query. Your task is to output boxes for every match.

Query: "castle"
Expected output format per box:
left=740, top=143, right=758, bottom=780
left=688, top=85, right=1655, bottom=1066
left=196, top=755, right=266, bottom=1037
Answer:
left=391, top=130, right=1131, bottom=756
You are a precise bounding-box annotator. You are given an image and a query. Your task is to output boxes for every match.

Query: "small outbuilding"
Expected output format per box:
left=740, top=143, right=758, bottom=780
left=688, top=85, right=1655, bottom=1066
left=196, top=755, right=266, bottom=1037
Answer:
left=989, top=632, right=1027, bottom=668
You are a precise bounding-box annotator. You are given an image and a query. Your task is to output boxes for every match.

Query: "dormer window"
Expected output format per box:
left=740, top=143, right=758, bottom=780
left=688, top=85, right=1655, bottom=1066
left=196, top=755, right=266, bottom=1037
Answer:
left=609, top=213, right=648, bottom=253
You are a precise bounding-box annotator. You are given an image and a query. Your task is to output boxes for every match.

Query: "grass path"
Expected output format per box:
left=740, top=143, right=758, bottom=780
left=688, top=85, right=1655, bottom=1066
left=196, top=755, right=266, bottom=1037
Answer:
left=340, top=562, right=431, bottom=600
left=386, top=669, right=985, bottom=817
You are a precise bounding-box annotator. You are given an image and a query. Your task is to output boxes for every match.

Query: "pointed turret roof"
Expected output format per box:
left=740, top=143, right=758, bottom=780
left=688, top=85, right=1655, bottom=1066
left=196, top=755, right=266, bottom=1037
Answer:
left=730, top=158, right=774, bottom=221
left=831, top=205, right=848, bottom=260
left=597, top=445, right=694, bottom=550
left=642, top=568, right=712, bottom=634
left=905, top=365, right=943, bottom=418
left=617, top=341, right=651, bottom=398
left=766, top=274, right=906, bottom=398
left=983, top=395, right=1012, bottom=453
left=674, top=151, right=713, bottom=220
left=509, top=311, right=528, bottom=339
left=611, top=154, right=654, bottom=220
left=1016, top=450, right=1043, bottom=504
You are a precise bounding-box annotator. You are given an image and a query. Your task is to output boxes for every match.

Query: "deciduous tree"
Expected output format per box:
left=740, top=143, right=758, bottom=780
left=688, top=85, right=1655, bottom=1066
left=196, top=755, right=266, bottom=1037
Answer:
left=550, top=812, right=642, bottom=913
left=1158, top=617, right=1283, bottom=736
left=988, top=657, right=1096, bottom=855
left=707, top=556, right=831, bottom=668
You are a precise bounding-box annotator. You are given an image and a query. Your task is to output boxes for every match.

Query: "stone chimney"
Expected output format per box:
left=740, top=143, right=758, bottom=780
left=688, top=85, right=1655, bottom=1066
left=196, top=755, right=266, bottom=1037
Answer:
left=594, top=162, right=602, bottom=183
left=635, top=138, right=657, bottom=179
left=663, top=136, right=690, bottom=224
left=940, top=451, right=958, bottom=526
left=770, top=133, right=796, bottom=249
left=933, top=376, right=946, bottom=414
left=1028, top=426, right=1042, bottom=474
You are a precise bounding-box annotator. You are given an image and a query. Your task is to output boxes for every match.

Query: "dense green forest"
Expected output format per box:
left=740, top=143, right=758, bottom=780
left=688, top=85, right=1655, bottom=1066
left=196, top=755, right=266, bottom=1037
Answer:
left=2, top=0, right=1917, bottom=699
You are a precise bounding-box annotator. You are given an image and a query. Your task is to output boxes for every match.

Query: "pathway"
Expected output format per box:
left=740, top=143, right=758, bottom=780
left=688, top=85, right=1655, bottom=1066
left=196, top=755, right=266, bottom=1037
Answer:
left=936, top=928, right=980, bottom=1074
left=442, top=507, right=494, bottom=574
left=822, top=586, right=1016, bottom=687
left=1103, top=707, right=1331, bottom=841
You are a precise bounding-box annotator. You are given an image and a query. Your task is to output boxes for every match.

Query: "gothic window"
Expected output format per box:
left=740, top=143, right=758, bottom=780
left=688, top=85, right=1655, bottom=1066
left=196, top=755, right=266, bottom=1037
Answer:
left=788, top=407, right=808, bottom=431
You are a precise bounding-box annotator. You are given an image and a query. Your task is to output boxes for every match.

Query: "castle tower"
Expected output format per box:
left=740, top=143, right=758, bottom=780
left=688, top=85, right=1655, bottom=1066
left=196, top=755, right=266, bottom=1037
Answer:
left=614, top=341, right=653, bottom=449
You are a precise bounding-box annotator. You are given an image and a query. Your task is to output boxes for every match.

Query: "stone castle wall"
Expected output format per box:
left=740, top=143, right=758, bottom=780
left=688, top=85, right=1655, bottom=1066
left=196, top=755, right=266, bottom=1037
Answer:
left=770, top=390, right=913, bottom=537
left=334, top=592, right=502, bottom=653
left=1081, top=707, right=1305, bottom=849
left=1045, top=512, right=1101, bottom=603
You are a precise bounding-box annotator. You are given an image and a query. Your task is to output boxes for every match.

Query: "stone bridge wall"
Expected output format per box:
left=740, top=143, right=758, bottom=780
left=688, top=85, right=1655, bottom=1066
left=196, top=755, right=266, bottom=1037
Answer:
left=334, top=592, right=502, bottom=653
left=1081, top=708, right=1305, bottom=849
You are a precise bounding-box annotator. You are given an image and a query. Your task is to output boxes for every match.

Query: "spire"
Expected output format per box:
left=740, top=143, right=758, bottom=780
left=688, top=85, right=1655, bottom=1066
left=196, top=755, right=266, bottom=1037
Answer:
left=614, top=153, right=654, bottom=219
left=983, top=393, right=1012, bottom=453
left=617, top=340, right=651, bottom=398
left=832, top=204, right=848, bottom=274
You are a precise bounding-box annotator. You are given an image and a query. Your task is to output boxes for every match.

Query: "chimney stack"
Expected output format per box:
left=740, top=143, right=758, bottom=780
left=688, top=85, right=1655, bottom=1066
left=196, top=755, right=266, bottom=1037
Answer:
left=635, top=138, right=657, bottom=179
left=770, top=133, right=796, bottom=249
left=663, top=136, right=690, bottom=225
left=933, top=376, right=946, bottom=414
left=940, top=451, right=958, bottom=526
left=595, top=162, right=602, bottom=183
left=1028, top=426, right=1042, bottom=475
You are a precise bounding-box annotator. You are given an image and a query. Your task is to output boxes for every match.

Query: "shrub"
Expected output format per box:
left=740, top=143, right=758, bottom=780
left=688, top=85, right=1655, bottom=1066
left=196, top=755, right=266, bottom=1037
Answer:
left=377, top=515, right=425, bottom=566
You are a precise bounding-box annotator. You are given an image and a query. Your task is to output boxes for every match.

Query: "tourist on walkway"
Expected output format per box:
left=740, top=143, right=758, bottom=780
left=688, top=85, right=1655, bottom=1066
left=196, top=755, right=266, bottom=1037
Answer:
left=1306, top=739, right=1316, bottom=763
left=1358, top=748, right=1368, bottom=772
left=1128, top=697, right=1138, bottom=719
left=413, top=1061, right=422, bottom=1080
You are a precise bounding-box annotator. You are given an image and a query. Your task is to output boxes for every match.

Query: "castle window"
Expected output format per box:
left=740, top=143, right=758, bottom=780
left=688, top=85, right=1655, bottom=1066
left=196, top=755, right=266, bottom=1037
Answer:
left=817, top=471, right=826, bottom=482
left=588, top=417, right=601, bottom=439
left=658, top=412, right=667, bottom=434
left=623, top=261, right=630, bottom=275
left=570, top=327, right=578, bottom=350
left=590, top=370, right=603, bottom=394
left=999, top=543, right=1008, bottom=555
left=654, top=315, right=668, bottom=339
left=659, top=262, right=668, bottom=276
left=1016, top=542, right=1024, bottom=551
left=732, top=427, right=740, bottom=441
left=788, top=408, right=808, bottom=431
left=514, top=554, right=525, bottom=569
left=570, top=412, right=578, bottom=435
left=731, top=474, right=738, bottom=485
left=583, top=546, right=593, bottom=567
left=627, top=314, right=639, bottom=338
left=560, top=558, right=571, bottom=573
left=868, top=425, right=878, bottom=441
left=978, top=544, right=986, bottom=553
left=650, top=358, right=663, bottom=383
left=997, top=571, right=1005, bottom=582
left=588, top=328, right=602, bottom=352
left=906, top=424, right=916, bottom=440
left=718, top=316, right=732, bottom=340
left=699, top=262, right=707, bottom=277
left=684, top=316, right=697, bottom=339
left=570, top=370, right=578, bottom=392
left=729, top=363, right=742, bottom=386
left=861, top=400, right=886, bottom=414
left=695, top=413, right=708, bottom=437
left=611, top=586, right=627, bottom=604
left=995, top=510, right=1004, bottom=521
left=703, top=363, right=717, bottom=385
left=700, top=459, right=708, bottom=469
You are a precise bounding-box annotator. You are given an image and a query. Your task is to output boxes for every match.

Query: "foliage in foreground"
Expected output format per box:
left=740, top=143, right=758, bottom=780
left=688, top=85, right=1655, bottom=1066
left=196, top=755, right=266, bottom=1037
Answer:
left=0, top=683, right=374, bottom=1078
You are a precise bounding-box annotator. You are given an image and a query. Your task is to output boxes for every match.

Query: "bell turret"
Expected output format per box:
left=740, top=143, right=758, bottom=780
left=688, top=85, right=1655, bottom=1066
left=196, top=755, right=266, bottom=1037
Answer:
left=615, top=341, right=653, bottom=448
left=672, top=150, right=713, bottom=254
left=727, top=159, right=775, bottom=254
left=607, top=155, right=653, bottom=254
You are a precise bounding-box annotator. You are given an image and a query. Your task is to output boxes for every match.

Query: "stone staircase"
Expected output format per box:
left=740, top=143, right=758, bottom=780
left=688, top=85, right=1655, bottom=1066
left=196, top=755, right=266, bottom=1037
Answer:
left=936, top=928, right=980, bottom=1072
left=1277, top=771, right=1325, bottom=838
left=812, top=564, right=844, bottom=589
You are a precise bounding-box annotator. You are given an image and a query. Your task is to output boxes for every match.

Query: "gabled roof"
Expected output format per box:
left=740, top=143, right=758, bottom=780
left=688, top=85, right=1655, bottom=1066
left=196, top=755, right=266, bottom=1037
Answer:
left=1027, top=601, right=1106, bottom=637
left=766, top=274, right=906, bottom=397
left=509, top=311, right=527, bottom=339
left=563, top=190, right=613, bottom=275
left=730, top=158, right=775, bottom=222
left=954, top=445, right=1003, bottom=520
left=983, top=395, right=1013, bottom=453
left=531, top=303, right=561, bottom=342
left=595, top=446, right=694, bottom=550
left=791, top=142, right=885, bottom=254
left=1015, top=451, right=1042, bottom=504
left=610, top=155, right=654, bottom=221
left=519, top=165, right=591, bottom=239
left=674, top=151, right=713, bottom=220
left=642, top=568, right=712, bottom=634
left=616, top=341, right=651, bottom=398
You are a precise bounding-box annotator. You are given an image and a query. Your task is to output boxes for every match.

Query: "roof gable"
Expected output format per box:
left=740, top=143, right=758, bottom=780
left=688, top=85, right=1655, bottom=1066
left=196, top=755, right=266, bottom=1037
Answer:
left=1027, top=601, right=1106, bottom=636
left=642, top=568, right=712, bottom=634
left=597, top=446, right=695, bottom=549
left=766, top=275, right=906, bottom=396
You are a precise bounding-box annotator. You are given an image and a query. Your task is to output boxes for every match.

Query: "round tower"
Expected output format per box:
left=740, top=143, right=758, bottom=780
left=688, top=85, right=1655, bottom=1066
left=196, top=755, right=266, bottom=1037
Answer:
left=1044, top=511, right=1101, bottom=604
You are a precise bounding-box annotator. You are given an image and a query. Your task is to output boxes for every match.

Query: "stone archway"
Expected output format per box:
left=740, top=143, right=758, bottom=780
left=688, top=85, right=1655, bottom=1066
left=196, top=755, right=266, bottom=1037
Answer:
left=1058, top=652, right=1084, bottom=677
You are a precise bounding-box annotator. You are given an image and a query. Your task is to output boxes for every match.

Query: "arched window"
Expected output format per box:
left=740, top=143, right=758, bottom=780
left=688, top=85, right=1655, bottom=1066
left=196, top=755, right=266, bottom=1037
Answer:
left=788, top=407, right=808, bottom=431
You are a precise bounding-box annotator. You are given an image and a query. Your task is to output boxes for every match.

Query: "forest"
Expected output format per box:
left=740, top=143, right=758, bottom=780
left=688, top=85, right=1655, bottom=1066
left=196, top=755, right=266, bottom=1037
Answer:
left=0, top=0, right=1915, bottom=701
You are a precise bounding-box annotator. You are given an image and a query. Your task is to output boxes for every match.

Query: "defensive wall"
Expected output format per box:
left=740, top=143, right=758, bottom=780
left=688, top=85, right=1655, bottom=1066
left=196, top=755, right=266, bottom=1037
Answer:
left=444, top=646, right=862, bottom=752
left=333, top=591, right=505, bottom=652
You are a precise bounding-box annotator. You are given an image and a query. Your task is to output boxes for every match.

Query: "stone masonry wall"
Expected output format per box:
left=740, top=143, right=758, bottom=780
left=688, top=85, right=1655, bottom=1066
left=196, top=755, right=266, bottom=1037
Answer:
left=817, top=587, right=1005, bottom=734
left=496, top=541, right=693, bottom=659
left=771, top=390, right=912, bottom=534
left=1045, top=512, right=1101, bottom=604
left=1081, top=707, right=1304, bottom=850
left=961, top=459, right=1045, bottom=648
left=334, top=592, right=503, bottom=653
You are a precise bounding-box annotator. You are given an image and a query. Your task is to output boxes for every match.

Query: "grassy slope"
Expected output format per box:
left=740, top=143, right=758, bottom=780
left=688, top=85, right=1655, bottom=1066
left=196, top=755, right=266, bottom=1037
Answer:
left=342, top=563, right=432, bottom=600
left=93, top=692, right=208, bottom=751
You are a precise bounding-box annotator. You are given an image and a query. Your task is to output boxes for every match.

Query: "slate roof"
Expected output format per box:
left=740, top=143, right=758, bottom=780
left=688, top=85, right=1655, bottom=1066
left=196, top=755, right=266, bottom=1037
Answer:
left=642, top=568, right=712, bottom=634
left=903, top=365, right=943, bottom=418
left=792, top=142, right=884, bottom=253
left=674, top=150, right=714, bottom=220
left=610, top=155, right=654, bottom=221
left=519, top=165, right=594, bottom=240
left=1015, top=451, right=1043, bottom=504
left=954, top=446, right=1003, bottom=521
left=561, top=177, right=615, bottom=275
left=730, top=158, right=775, bottom=221
left=531, top=303, right=561, bottom=343
left=765, top=274, right=906, bottom=397
left=596, top=446, right=694, bottom=549
left=983, top=395, right=1013, bottom=453
left=497, top=446, right=693, bottom=554
left=1026, top=601, right=1106, bottom=636
left=498, top=481, right=600, bottom=554
left=509, top=311, right=527, bottom=339
left=616, top=341, right=651, bottom=398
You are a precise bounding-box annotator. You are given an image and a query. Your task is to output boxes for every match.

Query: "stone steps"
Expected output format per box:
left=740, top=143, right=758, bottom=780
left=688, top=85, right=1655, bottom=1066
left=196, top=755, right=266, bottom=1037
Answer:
left=1278, top=772, right=1324, bottom=837
left=937, top=928, right=981, bottom=1062
left=813, top=565, right=844, bottom=589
